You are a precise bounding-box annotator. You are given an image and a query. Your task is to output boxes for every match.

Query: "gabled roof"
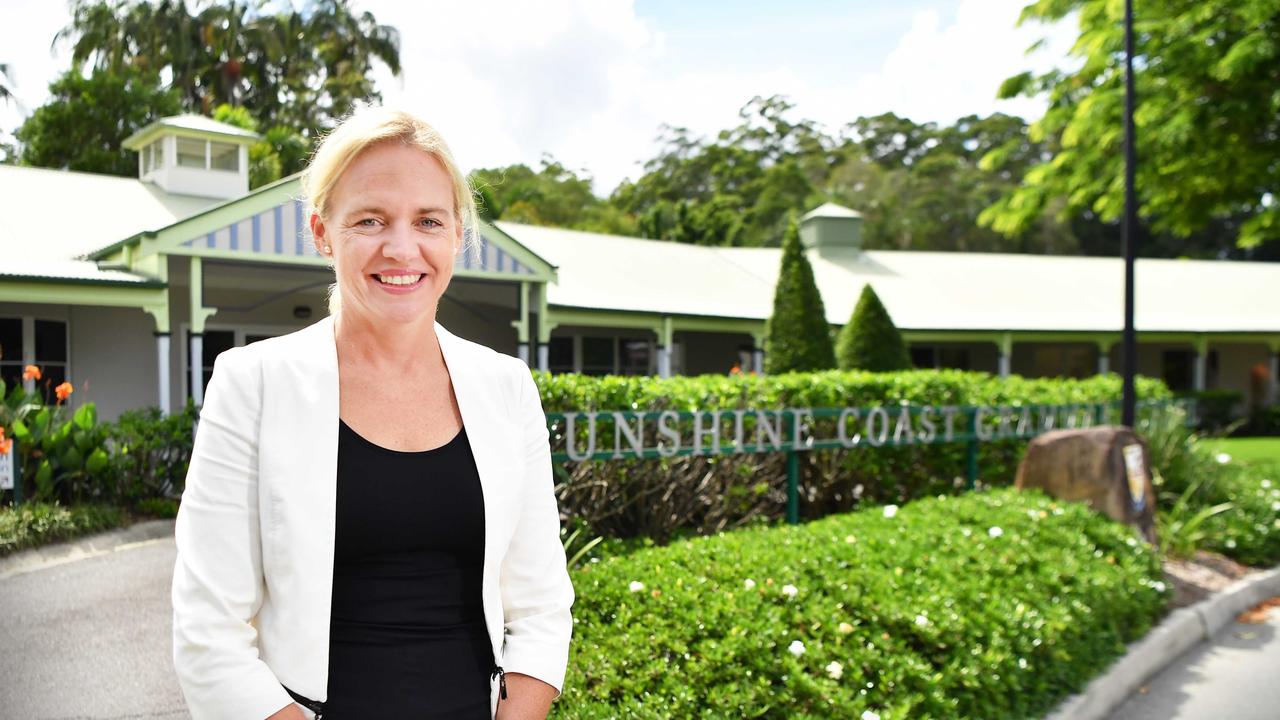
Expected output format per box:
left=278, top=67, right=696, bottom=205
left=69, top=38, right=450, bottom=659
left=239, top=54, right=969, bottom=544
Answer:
left=501, top=221, right=1280, bottom=334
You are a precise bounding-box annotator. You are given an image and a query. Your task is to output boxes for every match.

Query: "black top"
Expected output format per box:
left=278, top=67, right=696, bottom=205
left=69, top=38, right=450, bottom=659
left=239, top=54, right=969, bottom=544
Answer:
left=320, top=419, right=493, bottom=718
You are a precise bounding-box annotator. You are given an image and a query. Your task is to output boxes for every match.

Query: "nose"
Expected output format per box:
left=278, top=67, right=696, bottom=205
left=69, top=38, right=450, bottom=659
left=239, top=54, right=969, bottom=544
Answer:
left=380, top=221, right=417, bottom=263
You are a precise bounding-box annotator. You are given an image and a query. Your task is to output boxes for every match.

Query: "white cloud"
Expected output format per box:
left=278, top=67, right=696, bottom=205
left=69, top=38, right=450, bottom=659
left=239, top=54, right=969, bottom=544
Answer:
left=1, top=0, right=1078, bottom=193
left=840, top=0, right=1079, bottom=126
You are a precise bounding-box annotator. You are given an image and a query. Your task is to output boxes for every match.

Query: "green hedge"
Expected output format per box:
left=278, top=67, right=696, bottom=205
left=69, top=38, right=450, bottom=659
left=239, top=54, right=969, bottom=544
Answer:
left=555, top=488, right=1167, bottom=719
left=0, top=502, right=127, bottom=556
left=537, top=370, right=1172, bottom=540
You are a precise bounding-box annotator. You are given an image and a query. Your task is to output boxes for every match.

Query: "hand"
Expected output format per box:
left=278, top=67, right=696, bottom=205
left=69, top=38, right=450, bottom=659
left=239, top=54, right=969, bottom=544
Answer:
left=265, top=703, right=308, bottom=720
left=494, top=672, right=558, bottom=720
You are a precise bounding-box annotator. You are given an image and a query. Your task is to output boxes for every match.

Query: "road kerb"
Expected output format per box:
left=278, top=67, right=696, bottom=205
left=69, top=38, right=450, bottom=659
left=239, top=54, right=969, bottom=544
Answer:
left=1045, top=562, right=1280, bottom=720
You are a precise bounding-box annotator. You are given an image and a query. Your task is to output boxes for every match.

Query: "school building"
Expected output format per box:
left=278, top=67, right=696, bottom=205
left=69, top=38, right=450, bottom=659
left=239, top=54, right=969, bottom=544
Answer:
left=1, top=115, right=1277, bottom=421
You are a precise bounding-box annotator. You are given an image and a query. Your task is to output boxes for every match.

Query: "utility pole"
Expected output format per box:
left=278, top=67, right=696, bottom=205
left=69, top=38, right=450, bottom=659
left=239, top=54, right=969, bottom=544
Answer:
left=1121, top=0, right=1138, bottom=427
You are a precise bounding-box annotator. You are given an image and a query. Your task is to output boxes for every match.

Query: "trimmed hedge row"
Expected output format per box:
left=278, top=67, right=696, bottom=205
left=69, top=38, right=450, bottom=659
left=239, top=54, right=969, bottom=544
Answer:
left=0, top=502, right=127, bottom=556
left=536, top=369, right=1173, bottom=540
left=554, top=488, right=1167, bottom=719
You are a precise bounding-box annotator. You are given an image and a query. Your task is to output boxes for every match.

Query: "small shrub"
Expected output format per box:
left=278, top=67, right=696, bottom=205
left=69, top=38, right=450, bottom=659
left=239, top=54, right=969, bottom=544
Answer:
left=554, top=489, right=1166, bottom=719
left=764, top=215, right=836, bottom=373
left=0, top=502, right=126, bottom=555
left=103, top=401, right=197, bottom=504
left=836, top=284, right=911, bottom=372
left=135, top=497, right=180, bottom=519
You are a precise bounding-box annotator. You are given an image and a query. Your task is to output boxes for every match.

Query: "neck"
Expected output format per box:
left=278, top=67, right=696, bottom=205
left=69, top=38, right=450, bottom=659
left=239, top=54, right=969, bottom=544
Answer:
left=332, top=307, right=445, bottom=373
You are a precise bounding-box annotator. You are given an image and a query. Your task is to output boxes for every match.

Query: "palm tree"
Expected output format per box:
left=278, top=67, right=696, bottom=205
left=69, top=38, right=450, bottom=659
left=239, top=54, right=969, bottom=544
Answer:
left=0, top=63, right=18, bottom=109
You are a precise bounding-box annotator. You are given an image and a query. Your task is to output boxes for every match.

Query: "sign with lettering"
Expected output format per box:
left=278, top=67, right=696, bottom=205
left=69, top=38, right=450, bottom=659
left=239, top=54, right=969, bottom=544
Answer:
left=1122, top=443, right=1147, bottom=512
left=0, top=445, right=13, bottom=490
left=546, top=401, right=1141, bottom=462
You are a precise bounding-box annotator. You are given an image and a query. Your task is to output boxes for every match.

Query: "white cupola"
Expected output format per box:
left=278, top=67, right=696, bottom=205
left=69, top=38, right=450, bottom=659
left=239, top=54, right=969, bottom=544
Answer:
left=122, top=114, right=259, bottom=200
left=799, top=202, right=863, bottom=257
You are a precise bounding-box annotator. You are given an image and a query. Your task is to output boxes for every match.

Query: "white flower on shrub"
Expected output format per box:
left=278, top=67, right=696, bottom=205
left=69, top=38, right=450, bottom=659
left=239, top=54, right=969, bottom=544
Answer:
left=861, top=711, right=881, bottom=720
left=838, top=622, right=855, bottom=634
left=825, top=660, right=844, bottom=679
left=1018, top=658, right=1028, bottom=669
left=988, top=526, right=1004, bottom=538
left=1272, top=501, right=1280, bottom=512
left=788, top=640, right=806, bottom=657
left=1226, top=538, right=1237, bottom=549
left=1261, top=479, right=1272, bottom=489
left=782, top=584, right=799, bottom=598
left=629, top=581, right=645, bottom=593
left=744, top=578, right=756, bottom=590
left=1152, top=581, right=1167, bottom=593
left=1216, top=452, right=1232, bottom=464
left=914, top=614, right=930, bottom=627
left=883, top=504, right=899, bottom=519
left=960, top=527, right=972, bottom=537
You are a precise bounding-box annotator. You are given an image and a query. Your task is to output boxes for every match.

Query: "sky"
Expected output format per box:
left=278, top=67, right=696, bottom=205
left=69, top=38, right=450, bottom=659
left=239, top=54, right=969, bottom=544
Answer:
left=0, top=0, right=1080, bottom=194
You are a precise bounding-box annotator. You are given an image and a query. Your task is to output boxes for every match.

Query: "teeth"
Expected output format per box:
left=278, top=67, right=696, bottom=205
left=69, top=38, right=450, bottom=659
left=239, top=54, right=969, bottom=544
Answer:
left=377, top=274, right=423, bottom=286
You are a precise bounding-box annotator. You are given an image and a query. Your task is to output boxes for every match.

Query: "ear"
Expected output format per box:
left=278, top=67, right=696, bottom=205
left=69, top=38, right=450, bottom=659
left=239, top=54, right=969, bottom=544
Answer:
left=454, top=217, right=465, bottom=255
left=310, top=212, right=328, bottom=256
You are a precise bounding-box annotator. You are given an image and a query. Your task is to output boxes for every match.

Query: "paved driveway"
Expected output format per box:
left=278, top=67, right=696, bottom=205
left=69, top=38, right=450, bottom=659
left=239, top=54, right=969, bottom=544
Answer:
left=0, top=536, right=189, bottom=719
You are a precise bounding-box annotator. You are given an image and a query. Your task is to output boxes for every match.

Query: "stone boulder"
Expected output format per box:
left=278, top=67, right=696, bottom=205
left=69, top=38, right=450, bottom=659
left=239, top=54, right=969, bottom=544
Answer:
left=1014, top=425, right=1158, bottom=546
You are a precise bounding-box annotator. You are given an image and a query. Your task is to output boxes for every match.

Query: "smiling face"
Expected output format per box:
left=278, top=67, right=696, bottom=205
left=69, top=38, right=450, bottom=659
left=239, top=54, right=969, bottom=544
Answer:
left=311, top=140, right=463, bottom=327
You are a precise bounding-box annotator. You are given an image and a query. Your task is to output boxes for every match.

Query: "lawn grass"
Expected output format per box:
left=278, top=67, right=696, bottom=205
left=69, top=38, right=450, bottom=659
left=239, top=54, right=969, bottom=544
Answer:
left=1206, top=437, right=1280, bottom=470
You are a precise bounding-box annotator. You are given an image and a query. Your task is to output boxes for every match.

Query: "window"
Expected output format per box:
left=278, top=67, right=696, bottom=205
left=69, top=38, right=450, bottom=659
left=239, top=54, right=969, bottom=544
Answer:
left=620, top=339, right=651, bottom=376
left=910, top=346, right=935, bottom=369
left=210, top=141, right=239, bottom=171
left=0, top=317, right=69, bottom=404
left=908, top=345, right=970, bottom=370
left=581, top=337, right=614, bottom=376
left=185, top=329, right=282, bottom=398
left=938, top=347, right=970, bottom=371
left=548, top=337, right=574, bottom=374
left=0, top=318, right=22, bottom=391
left=147, top=140, right=165, bottom=172
left=1162, top=350, right=1194, bottom=392
left=177, top=137, right=206, bottom=168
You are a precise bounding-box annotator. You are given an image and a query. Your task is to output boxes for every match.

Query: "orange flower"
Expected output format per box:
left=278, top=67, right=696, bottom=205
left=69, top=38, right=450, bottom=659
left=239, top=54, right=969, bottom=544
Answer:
left=54, top=381, right=73, bottom=403
left=22, top=365, right=41, bottom=382
left=0, top=437, right=11, bottom=455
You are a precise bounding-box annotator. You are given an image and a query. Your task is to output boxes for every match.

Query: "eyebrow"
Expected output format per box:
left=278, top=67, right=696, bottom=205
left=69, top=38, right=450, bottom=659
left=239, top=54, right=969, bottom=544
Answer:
left=345, top=206, right=451, bottom=218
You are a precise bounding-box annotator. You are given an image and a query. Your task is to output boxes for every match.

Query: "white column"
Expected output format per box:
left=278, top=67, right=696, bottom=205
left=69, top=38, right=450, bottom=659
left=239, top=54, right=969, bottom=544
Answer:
left=156, top=334, right=171, bottom=416
left=190, top=333, right=204, bottom=406
left=753, top=348, right=765, bottom=374
left=998, top=332, right=1013, bottom=378
left=537, top=343, right=549, bottom=372
left=1097, top=342, right=1111, bottom=375
left=516, top=343, right=530, bottom=366
left=657, top=346, right=671, bottom=378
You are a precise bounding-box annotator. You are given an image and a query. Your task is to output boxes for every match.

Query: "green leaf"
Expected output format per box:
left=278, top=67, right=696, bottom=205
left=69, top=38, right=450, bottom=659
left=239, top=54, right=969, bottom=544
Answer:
left=86, top=448, right=109, bottom=475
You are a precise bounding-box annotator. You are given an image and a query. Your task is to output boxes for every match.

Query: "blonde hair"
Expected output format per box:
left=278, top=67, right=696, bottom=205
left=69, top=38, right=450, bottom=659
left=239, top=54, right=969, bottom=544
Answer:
left=300, top=105, right=480, bottom=314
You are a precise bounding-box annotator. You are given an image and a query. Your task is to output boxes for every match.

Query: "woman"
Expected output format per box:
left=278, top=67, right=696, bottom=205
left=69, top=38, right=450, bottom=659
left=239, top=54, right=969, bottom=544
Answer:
left=171, top=106, right=574, bottom=720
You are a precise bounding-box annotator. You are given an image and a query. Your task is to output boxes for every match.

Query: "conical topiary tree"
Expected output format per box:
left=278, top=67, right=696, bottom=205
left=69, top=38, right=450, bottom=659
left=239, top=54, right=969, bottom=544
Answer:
left=836, top=284, right=912, bottom=371
left=764, top=215, right=836, bottom=373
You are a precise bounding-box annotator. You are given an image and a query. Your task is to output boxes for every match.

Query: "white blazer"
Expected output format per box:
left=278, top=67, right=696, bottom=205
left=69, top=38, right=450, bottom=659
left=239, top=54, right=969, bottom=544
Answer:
left=171, top=316, right=575, bottom=720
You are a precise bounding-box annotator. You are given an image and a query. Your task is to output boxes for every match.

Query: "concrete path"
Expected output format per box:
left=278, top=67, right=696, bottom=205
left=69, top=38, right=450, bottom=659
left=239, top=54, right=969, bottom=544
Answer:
left=1106, top=606, right=1280, bottom=720
left=0, top=529, right=189, bottom=719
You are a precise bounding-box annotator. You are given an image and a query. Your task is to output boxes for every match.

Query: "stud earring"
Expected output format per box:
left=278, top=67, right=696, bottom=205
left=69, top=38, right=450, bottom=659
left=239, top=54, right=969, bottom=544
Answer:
left=323, top=245, right=332, bottom=254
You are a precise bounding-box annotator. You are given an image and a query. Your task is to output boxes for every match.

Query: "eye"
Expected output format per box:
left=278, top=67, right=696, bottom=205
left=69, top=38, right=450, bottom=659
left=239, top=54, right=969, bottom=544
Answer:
left=418, top=217, right=443, bottom=228
left=356, top=218, right=379, bottom=227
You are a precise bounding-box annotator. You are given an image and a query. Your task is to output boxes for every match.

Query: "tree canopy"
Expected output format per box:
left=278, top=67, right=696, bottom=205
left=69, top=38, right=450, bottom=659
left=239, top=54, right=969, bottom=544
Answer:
left=981, top=0, right=1280, bottom=255
left=16, top=66, right=181, bottom=175
left=54, top=0, right=400, bottom=135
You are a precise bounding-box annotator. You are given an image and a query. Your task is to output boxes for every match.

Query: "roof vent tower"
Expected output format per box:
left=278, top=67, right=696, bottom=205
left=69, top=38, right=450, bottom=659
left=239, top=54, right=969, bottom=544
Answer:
left=799, top=202, right=863, bottom=257
left=122, top=114, right=259, bottom=200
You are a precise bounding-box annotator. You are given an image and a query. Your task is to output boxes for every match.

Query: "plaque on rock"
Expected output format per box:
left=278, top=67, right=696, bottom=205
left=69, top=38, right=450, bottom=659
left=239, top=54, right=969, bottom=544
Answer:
left=1014, top=426, right=1157, bottom=546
